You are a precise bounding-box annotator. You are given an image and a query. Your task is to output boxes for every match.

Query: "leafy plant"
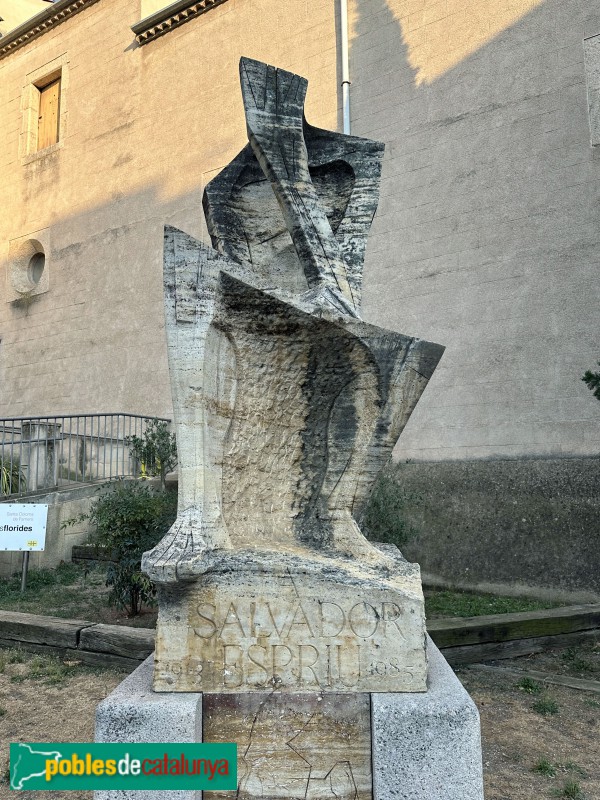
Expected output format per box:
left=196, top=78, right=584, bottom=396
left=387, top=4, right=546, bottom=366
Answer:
left=532, top=697, right=559, bottom=715
left=518, top=677, right=543, bottom=695
left=126, top=419, right=177, bottom=491
left=561, top=647, right=594, bottom=674
left=86, top=481, right=177, bottom=616
left=562, top=763, right=588, bottom=778
left=362, top=470, right=417, bottom=548
left=582, top=362, right=600, bottom=400
left=553, top=781, right=586, bottom=799
left=0, top=649, right=25, bottom=674
left=0, top=455, right=25, bottom=496
left=533, top=758, right=556, bottom=777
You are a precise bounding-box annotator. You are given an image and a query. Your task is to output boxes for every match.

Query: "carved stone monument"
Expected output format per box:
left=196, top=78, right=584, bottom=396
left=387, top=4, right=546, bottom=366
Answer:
left=143, top=57, right=444, bottom=696
left=96, top=58, right=484, bottom=800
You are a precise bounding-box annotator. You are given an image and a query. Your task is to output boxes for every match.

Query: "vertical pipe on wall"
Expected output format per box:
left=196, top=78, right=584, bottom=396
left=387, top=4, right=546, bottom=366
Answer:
left=340, top=0, right=351, bottom=134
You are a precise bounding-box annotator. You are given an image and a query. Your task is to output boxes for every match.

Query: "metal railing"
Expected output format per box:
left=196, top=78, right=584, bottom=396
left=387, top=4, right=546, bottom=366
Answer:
left=0, top=413, right=172, bottom=499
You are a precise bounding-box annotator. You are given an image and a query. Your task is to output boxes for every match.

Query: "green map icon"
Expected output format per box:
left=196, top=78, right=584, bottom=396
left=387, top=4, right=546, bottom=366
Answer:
left=9, top=741, right=237, bottom=790
left=11, top=743, right=63, bottom=790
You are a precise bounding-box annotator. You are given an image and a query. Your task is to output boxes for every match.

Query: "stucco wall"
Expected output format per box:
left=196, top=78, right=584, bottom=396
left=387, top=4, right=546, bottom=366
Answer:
left=353, top=0, right=600, bottom=460
left=0, top=0, right=340, bottom=418
left=0, top=0, right=599, bottom=462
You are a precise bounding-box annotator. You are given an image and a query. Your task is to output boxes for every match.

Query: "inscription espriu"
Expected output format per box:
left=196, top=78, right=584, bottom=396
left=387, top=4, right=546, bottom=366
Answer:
left=164, top=598, right=410, bottom=689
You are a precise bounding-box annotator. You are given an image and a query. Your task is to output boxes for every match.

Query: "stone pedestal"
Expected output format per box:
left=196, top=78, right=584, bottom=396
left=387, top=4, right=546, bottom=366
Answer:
left=372, top=641, right=485, bottom=800
left=153, top=550, right=427, bottom=694
left=94, top=637, right=484, bottom=800
left=95, top=658, right=202, bottom=800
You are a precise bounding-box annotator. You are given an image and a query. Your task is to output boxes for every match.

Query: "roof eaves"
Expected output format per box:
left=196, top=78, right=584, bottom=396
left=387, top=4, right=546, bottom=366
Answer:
left=131, top=0, right=229, bottom=46
left=0, top=0, right=101, bottom=61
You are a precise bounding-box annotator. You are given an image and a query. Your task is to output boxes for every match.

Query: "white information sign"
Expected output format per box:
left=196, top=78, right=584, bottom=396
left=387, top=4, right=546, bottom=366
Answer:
left=0, top=504, right=48, bottom=551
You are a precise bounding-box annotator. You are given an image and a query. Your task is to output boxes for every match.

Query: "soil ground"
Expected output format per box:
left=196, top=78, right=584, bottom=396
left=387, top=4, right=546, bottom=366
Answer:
left=458, top=648, right=600, bottom=800
left=0, top=641, right=598, bottom=799
left=0, top=652, right=126, bottom=800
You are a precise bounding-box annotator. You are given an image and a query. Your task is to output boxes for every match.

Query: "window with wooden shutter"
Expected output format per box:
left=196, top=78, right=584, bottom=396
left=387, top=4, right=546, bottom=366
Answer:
left=37, top=78, right=61, bottom=150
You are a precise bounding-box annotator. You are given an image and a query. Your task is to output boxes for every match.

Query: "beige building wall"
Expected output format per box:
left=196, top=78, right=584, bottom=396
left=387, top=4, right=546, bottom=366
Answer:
left=352, top=0, right=600, bottom=460
left=0, top=0, right=340, bottom=420
left=1, top=0, right=599, bottom=463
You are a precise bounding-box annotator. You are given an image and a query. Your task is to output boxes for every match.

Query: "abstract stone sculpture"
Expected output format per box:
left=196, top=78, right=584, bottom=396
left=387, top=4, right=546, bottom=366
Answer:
left=142, top=57, right=444, bottom=694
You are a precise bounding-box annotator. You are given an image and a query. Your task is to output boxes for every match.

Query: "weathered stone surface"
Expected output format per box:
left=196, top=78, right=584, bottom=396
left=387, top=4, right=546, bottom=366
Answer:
left=93, top=644, right=483, bottom=800
left=584, top=34, right=600, bottom=147
left=371, top=637, right=484, bottom=800
left=94, top=656, right=202, bottom=800
left=153, top=548, right=426, bottom=693
left=203, top=692, right=372, bottom=800
left=142, top=58, right=443, bottom=692
left=142, top=228, right=442, bottom=584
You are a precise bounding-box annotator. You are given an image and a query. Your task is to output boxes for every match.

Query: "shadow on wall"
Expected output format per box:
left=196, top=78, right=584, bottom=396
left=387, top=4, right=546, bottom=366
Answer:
left=0, top=180, right=215, bottom=420
left=349, top=0, right=600, bottom=598
left=349, top=0, right=600, bottom=462
left=395, top=457, right=600, bottom=603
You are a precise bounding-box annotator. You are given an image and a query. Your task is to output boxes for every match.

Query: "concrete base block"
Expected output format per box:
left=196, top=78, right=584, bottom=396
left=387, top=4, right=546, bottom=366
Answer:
left=94, top=655, right=202, bottom=800
left=94, top=639, right=483, bottom=800
left=372, top=636, right=484, bottom=799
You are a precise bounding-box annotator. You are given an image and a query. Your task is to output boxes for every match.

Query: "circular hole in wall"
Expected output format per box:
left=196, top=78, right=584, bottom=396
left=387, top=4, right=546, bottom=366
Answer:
left=28, top=252, right=45, bottom=285
left=8, top=238, right=47, bottom=296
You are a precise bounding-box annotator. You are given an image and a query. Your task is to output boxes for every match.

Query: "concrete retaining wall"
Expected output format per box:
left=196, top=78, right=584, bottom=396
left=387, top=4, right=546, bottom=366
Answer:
left=391, top=456, right=600, bottom=603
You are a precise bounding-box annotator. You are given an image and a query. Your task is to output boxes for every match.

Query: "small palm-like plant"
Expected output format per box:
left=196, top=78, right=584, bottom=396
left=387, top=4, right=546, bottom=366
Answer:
left=0, top=456, right=25, bottom=496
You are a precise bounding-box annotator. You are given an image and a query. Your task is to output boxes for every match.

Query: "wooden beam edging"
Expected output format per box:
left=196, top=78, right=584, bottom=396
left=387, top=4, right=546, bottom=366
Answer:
left=440, top=629, right=600, bottom=666
left=0, top=636, right=141, bottom=671
left=0, top=610, right=154, bottom=669
left=0, top=606, right=599, bottom=670
left=467, top=663, right=600, bottom=695
left=427, top=604, right=600, bottom=649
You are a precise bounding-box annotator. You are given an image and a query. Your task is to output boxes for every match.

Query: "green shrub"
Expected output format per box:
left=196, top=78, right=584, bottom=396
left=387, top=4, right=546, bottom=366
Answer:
left=0, top=455, right=25, bottom=496
left=87, top=482, right=177, bottom=616
left=553, top=781, right=586, bottom=799
left=532, top=697, right=559, bottom=716
left=362, top=471, right=417, bottom=548
left=518, top=677, right=543, bottom=695
left=561, top=647, right=594, bottom=673
left=533, top=758, right=556, bottom=777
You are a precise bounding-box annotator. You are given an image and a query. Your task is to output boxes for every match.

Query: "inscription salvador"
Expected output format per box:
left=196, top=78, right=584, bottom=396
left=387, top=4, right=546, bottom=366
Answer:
left=153, top=582, right=427, bottom=693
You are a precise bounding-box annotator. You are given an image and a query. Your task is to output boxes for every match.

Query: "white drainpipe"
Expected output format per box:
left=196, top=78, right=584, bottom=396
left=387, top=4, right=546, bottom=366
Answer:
left=340, top=0, right=351, bottom=134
